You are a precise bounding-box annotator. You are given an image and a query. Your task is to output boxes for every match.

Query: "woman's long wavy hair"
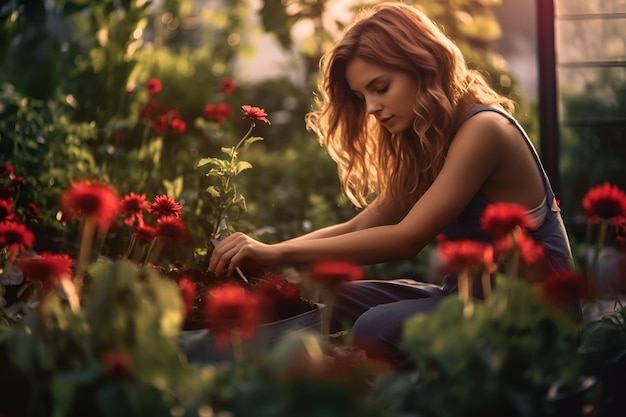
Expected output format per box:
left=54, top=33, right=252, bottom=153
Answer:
left=305, top=2, right=514, bottom=209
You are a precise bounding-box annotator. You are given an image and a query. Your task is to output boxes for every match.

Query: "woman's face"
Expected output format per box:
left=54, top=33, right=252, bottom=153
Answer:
left=345, top=57, right=419, bottom=134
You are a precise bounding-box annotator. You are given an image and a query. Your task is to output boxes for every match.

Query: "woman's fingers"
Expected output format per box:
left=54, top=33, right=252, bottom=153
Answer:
left=208, top=233, right=247, bottom=276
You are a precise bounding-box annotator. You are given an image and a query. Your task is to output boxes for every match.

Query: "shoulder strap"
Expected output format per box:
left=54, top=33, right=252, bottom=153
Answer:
left=464, top=106, right=559, bottom=211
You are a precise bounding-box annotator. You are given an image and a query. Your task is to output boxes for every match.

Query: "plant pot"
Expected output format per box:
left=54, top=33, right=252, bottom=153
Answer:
left=546, top=376, right=598, bottom=417
left=178, top=303, right=324, bottom=363
left=582, top=246, right=626, bottom=295
left=593, top=349, right=626, bottom=417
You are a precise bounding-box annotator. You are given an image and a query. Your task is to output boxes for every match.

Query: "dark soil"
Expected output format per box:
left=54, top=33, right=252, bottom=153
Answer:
left=155, top=266, right=319, bottom=331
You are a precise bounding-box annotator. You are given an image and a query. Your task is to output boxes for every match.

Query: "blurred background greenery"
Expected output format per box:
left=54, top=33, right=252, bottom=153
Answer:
left=1, top=0, right=624, bottom=279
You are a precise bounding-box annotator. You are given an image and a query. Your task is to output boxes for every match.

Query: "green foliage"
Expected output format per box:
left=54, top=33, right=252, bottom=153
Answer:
left=0, top=85, right=99, bottom=250
left=239, top=135, right=354, bottom=241
left=579, top=301, right=626, bottom=370
left=559, top=76, right=626, bottom=218
left=196, top=119, right=265, bottom=238
left=399, top=277, right=581, bottom=417
left=205, top=330, right=396, bottom=417
left=2, top=259, right=213, bottom=417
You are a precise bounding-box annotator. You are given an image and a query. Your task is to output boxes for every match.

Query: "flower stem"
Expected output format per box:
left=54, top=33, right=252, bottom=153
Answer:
left=124, top=235, right=137, bottom=259
left=144, top=238, right=165, bottom=265
left=458, top=269, right=474, bottom=317
left=75, top=218, right=96, bottom=294
left=231, top=329, right=245, bottom=366
left=480, top=269, right=493, bottom=301
left=321, top=290, right=337, bottom=346
left=231, top=123, right=255, bottom=165
left=588, top=220, right=609, bottom=295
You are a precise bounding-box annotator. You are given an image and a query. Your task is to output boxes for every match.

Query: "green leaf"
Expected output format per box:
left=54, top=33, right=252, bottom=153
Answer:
left=207, top=168, right=226, bottom=178
left=259, top=0, right=294, bottom=50
left=197, top=157, right=227, bottom=168
left=205, top=186, right=221, bottom=198
left=234, top=161, right=253, bottom=175
left=221, top=146, right=235, bottom=157
left=240, top=136, right=264, bottom=151
left=163, top=176, right=183, bottom=199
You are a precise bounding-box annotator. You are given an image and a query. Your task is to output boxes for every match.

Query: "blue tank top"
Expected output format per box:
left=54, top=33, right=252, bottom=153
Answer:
left=441, top=106, right=573, bottom=271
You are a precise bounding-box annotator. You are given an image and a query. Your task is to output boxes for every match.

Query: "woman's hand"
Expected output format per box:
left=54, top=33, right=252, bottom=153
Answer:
left=208, top=232, right=277, bottom=277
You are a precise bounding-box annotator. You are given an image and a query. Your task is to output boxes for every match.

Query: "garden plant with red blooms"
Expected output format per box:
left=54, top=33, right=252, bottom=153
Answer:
left=536, top=268, right=588, bottom=311
left=196, top=104, right=271, bottom=243
left=203, top=103, right=234, bottom=123
left=0, top=221, right=35, bottom=261
left=60, top=179, right=120, bottom=232
left=120, top=192, right=149, bottom=227
left=480, top=202, right=536, bottom=238
left=219, top=77, right=236, bottom=95
left=242, top=105, right=271, bottom=125
left=308, top=260, right=364, bottom=339
left=148, top=194, right=182, bottom=218
left=204, top=283, right=261, bottom=357
left=178, top=277, right=196, bottom=318
left=438, top=239, right=493, bottom=274
left=145, top=77, right=162, bottom=96
left=17, top=252, right=74, bottom=290
left=60, top=179, right=120, bottom=288
left=399, top=200, right=588, bottom=416
left=582, top=182, right=626, bottom=222
left=308, top=260, right=364, bottom=288
left=438, top=239, right=495, bottom=307
left=580, top=183, right=626, bottom=294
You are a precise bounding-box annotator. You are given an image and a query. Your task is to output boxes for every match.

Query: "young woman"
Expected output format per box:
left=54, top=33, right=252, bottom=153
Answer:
left=209, top=2, right=573, bottom=369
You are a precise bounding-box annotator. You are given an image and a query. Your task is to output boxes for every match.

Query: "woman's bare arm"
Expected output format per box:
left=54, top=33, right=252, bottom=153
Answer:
left=287, top=196, right=409, bottom=241
left=210, top=113, right=517, bottom=276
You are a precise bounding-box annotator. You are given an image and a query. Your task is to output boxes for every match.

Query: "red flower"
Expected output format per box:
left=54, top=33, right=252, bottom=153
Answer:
left=152, top=114, right=169, bottom=133
left=254, top=274, right=301, bottom=309
left=582, top=182, right=626, bottom=221
left=536, top=268, right=587, bottom=309
left=102, top=351, right=133, bottom=378
left=154, top=216, right=187, bottom=243
left=149, top=195, right=182, bottom=218
left=494, top=231, right=545, bottom=265
left=0, top=221, right=34, bottom=257
left=204, top=283, right=260, bottom=350
left=0, top=198, right=14, bottom=221
left=309, top=260, right=364, bottom=288
left=170, top=118, right=187, bottom=134
left=438, top=239, right=493, bottom=273
left=481, top=202, right=536, bottom=238
left=178, top=277, right=196, bottom=318
left=120, top=192, right=149, bottom=227
left=203, top=103, right=233, bottom=123
left=145, top=77, right=162, bottom=95
left=0, top=163, right=14, bottom=178
left=18, top=252, right=74, bottom=287
left=242, top=105, right=270, bottom=125
left=25, top=203, right=42, bottom=221
left=516, top=233, right=545, bottom=264
left=219, top=77, right=237, bottom=95
left=133, top=224, right=156, bottom=244
left=139, top=97, right=158, bottom=119
left=167, top=109, right=181, bottom=119
left=60, top=180, right=120, bottom=232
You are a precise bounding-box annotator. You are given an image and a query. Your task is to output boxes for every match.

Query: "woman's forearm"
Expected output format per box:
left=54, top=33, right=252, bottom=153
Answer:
left=275, top=224, right=425, bottom=266
left=287, top=222, right=355, bottom=242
